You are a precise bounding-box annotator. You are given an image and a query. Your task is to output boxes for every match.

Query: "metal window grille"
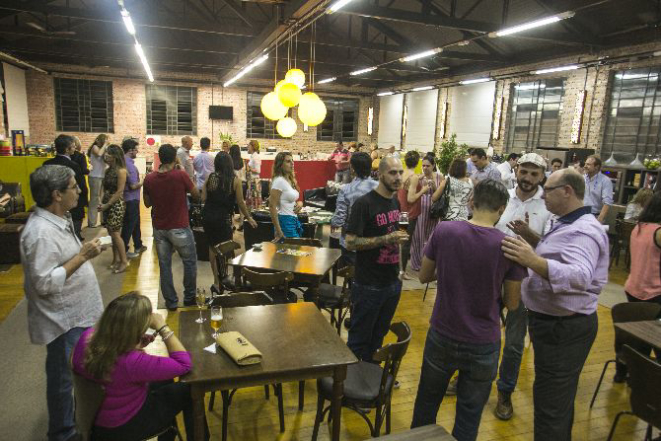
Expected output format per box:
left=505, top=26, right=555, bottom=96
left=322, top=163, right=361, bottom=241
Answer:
left=54, top=78, right=114, bottom=133
left=317, top=98, right=359, bottom=142
left=146, top=85, right=197, bottom=135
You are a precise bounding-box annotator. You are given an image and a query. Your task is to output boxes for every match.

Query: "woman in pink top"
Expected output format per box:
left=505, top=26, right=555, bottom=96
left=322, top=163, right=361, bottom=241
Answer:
left=616, top=192, right=661, bottom=381
left=72, top=292, right=209, bottom=441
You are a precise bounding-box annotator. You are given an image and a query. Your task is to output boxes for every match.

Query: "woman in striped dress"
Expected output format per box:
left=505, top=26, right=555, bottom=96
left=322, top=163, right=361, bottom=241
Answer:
left=408, top=154, right=444, bottom=271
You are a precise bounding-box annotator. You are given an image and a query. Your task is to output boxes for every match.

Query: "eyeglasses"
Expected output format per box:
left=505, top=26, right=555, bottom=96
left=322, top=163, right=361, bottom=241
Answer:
left=543, top=184, right=566, bottom=193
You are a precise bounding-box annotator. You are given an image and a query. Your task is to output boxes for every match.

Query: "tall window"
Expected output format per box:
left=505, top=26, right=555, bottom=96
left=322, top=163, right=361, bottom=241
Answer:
left=602, top=67, right=661, bottom=157
left=146, top=85, right=196, bottom=135
left=54, top=78, right=113, bottom=132
left=505, top=79, right=565, bottom=152
left=317, top=98, right=359, bottom=142
left=246, top=92, right=279, bottom=139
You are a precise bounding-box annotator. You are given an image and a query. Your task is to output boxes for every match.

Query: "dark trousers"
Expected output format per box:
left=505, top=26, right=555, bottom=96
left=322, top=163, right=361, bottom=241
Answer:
left=72, top=218, right=83, bottom=240
left=528, top=311, right=598, bottom=441
left=121, top=200, right=143, bottom=252
left=401, top=218, right=417, bottom=272
left=347, top=280, right=402, bottom=362
left=411, top=329, right=500, bottom=441
left=615, top=292, right=661, bottom=376
left=92, top=381, right=209, bottom=441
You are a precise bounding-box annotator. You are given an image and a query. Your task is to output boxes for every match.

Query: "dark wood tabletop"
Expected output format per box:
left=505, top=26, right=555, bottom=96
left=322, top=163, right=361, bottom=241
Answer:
left=229, top=241, right=342, bottom=278
left=370, top=424, right=456, bottom=440
left=178, top=303, right=357, bottom=441
left=615, top=320, right=661, bottom=351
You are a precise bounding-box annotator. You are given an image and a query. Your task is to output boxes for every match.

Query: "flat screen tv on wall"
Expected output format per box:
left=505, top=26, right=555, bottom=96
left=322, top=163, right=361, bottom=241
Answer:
left=209, top=105, right=233, bottom=120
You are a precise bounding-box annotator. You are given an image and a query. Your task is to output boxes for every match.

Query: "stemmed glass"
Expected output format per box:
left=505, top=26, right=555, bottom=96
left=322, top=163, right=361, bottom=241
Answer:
left=195, top=289, right=206, bottom=324
left=210, top=306, right=223, bottom=339
left=398, top=212, right=409, bottom=280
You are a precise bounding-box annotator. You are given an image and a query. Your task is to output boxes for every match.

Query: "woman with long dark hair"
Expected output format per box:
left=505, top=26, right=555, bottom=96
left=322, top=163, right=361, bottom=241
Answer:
left=72, top=292, right=209, bottom=440
left=202, top=152, right=256, bottom=294
left=87, top=134, right=108, bottom=227
left=99, top=144, right=128, bottom=273
left=269, top=152, right=302, bottom=241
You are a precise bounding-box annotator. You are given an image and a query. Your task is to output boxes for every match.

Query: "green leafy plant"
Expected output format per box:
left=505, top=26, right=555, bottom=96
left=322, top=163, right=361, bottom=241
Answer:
left=434, top=134, right=468, bottom=174
left=219, top=132, right=234, bottom=144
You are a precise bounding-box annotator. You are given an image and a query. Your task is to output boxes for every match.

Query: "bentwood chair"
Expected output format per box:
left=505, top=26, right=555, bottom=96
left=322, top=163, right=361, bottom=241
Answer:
left=211, top=240, right=241, bottom=293
left=607, top=345, right=661, bottom=440
left=590, top=302, right=661, bottom=408
left=315, top=265, right=354, bottom=335
left=609, top=219, right=637, bottom=269
left=240, top=268, right=295, bottom=303
left=312, top=322, right=412, bottom=439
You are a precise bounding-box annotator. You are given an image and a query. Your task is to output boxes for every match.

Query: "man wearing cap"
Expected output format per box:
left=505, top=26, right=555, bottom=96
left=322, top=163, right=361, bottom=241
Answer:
left=583, top=155, right=613, bottom=224
left=493, top=153, right=552, bottom=421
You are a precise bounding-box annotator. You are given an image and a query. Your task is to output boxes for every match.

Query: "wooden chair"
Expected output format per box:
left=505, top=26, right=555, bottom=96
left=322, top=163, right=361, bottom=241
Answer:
left=590, top=302, right=661, bottom=408
left=609, top=219, right=637, bottom=269
left=206, top=291, right=286, bottom=441
left=606, top=345, right=661, bottom=440
left=240, top=267, right=295, bottom=304
left=312, top=322, right=412, bottom=439
left=72, top=371, right=105, bottom=441
left=315, top=265, right=354, bottom=335
left=212, top=240, right=241, bottom=293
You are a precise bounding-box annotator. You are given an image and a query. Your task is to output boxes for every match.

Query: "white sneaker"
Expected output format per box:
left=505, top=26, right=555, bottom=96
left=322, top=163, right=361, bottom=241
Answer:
left=127, top=251, right=140, bottom=259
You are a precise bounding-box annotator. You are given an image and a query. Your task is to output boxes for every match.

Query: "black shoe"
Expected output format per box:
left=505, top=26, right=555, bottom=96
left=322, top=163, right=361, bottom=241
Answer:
left=344, top=317, right=351, bottom=330
left=183, top=299, right=197, bottom=307
left=167, top=306, right=178, bottom=312
left=613, top=371, right=627, bottom=383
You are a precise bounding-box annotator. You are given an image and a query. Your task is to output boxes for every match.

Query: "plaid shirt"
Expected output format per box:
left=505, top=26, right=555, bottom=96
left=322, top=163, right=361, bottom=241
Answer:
left=331, top=177, right=379, bottom=248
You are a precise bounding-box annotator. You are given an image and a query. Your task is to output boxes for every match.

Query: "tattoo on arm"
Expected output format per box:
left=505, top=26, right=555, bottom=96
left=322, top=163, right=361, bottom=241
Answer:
left=346, top=234, right=391, bottom=251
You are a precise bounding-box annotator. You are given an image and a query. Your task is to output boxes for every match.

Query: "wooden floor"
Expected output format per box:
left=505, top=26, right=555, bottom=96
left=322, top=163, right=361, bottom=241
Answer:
left=0, top=207, right=653, bottom=440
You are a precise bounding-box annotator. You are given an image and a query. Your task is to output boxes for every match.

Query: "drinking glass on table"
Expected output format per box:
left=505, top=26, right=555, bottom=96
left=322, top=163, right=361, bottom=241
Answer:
left=210, top=306, right=223, bottom=339
left=398, top=212, right=409, bottom=280
left=195, top=289, right=206, bottom=324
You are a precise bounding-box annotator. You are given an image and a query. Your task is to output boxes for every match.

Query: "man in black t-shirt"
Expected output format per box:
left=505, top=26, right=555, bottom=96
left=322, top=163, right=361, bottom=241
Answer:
left=345, top=156, right=408, bottom=361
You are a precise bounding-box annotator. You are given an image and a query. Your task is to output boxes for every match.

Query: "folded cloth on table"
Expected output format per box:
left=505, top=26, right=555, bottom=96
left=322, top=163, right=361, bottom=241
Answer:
left=216, top=331, right=263, bottom=366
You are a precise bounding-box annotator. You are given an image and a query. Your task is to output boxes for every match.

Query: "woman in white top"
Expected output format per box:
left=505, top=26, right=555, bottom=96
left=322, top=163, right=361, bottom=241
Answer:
left=245, top=140, right=262, bottom=209
left=87, top=133, right=109, bottom=227
left=269, top=152, right=302, bottom=241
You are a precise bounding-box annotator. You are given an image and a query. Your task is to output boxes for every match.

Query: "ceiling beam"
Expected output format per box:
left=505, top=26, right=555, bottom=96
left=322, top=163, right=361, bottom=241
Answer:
left=337, top=3, right=497, bottom=33
left=218, top=0, right=255, bottom=28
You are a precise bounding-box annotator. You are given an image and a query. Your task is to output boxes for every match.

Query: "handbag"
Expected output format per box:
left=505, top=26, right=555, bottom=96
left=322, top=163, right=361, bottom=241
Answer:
left=429, top=175, right=451, bottom=220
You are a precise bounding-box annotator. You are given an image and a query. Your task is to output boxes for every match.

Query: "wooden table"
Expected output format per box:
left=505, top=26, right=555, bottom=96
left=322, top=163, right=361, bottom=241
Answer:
left=369, top=424, right=456, bottom=440
left=229, top=241, right=342, bottom=287
left=615, top=320, right=661, bottom=351
left=178, top=304, right=357, bottom=441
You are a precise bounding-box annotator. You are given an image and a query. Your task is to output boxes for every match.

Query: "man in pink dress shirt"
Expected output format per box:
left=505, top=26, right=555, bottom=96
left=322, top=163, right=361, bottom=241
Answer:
left=502, top=168, right=609, bottom=441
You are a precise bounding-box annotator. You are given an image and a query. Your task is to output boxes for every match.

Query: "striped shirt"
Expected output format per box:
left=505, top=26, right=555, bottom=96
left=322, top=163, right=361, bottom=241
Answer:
left=522, top=206, right=609, bottom=316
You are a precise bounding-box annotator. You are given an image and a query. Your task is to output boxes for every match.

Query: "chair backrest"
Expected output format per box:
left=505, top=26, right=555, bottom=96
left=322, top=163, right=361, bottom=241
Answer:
left=337, top=265, right=354, bottom=292
left=241, top=268, right=295, bottom=303
left=620, top=220, right=637, bottom=243
left=209, top=292, right=273, bottom=308
left=243, top=221, right=275, bottom=249
left=373, top=322, right=412, bottom=401
left=283, top=237, right=323, bottom=248
left=72, top=371, right=105, bottom=441
left=213, top=240, right=241, bottom=280
left=612, top=302, right=661, bottom=355
left=623, top=344, right=661, bottom=429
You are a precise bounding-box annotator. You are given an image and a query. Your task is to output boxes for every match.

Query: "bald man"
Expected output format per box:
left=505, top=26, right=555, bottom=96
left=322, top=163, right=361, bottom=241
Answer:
left=177, top=136, right=195, bottom=182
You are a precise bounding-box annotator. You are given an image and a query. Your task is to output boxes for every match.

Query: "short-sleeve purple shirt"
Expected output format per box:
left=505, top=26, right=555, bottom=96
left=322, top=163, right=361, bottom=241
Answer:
left=423, top=221, right=527, bottom=344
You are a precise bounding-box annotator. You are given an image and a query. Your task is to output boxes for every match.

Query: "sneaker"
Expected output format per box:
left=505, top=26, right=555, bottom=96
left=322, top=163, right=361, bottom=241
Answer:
left=495, top=390, right=513, bottom=420
left=446, top=377, right=458, bottom=396
left=136, top=246, right=148, bottom=253
left=127, top=251, right=140, bottom=259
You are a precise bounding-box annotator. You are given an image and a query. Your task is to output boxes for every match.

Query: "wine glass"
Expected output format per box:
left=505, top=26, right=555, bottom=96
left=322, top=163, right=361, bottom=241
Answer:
left=195, top=289, right=206, bottom=324
left=210, top=306, right=223, bottom=339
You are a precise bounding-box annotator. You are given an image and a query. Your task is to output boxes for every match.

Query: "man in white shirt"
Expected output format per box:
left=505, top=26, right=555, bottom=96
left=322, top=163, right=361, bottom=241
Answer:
left=193, top=137, right=214, bottom=189
left=497, top=153, right=519, bottom=189
left=493, top=152, right=552, bottom=421
left=176, top=135, right=196, bottom=183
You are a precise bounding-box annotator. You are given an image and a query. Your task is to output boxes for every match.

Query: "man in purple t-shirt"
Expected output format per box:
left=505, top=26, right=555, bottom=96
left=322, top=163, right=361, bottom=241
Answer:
left=411, top=179, right=525, bottom=441
left=121, top=138, right=147, bottom=259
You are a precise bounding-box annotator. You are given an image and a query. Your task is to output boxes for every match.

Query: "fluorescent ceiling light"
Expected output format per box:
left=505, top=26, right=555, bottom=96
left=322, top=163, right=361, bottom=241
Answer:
left=328, top=0, right=354, bottom=13
left=350, top=66, right=377, bottom=76
left=460, top=78, right=491, bottom=85
left=490, top=11, right=575, bottom=38
left=412, top=86, right=433, bottom=92
left=134, top=44, right=154, bottom=82
left=534, top=64, right=579, bottom=74
left=317, top=77, right=337, bottom=84
left=399, top=48, right=442, bottom=63
left=121, top=10, right=135, bottom=35
left=224, top=54, right=269, bottom=87
left=377, top=91, right=394, bottom=96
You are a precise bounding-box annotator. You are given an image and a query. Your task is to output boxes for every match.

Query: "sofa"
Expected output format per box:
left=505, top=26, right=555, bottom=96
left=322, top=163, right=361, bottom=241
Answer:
left=303, top=186, right=338, bottom=213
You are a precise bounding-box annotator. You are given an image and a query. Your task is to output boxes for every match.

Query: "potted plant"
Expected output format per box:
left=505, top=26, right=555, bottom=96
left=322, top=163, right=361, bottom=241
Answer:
left=219, top=132, right=234, bottom=145
left=434, top=134, right=468, bottom=174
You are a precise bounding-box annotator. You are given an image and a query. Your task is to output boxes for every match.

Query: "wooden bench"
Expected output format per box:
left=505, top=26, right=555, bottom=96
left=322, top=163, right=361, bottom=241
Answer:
left=365, top=424, right=456, bottom=440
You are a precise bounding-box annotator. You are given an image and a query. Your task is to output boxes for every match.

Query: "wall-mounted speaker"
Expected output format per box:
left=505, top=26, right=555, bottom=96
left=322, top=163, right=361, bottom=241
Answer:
left=209, top=105, right=233, bottom=120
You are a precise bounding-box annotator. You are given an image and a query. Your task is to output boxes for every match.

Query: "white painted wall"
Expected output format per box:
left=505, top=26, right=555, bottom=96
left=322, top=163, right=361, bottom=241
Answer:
left=377, top=94, right=403, bottom=148
left=405, top=89, right=438, bottom=152
left=2, top=62, right=30, bottom=136
left=449, top=82, right=496, bottom=148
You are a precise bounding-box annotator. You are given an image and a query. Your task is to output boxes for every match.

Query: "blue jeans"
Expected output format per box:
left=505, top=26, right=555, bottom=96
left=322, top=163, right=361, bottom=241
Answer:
left=153, top=227, right=197, bottom=308
left=411, top=329, right=500, bottom=441
left=121, top=199, right=143, bottom=252
left=497, top=301, right=528, bottom=394
left=347, top=281, right=402, bottom=362
left=46, top=327, right=87, bottom=441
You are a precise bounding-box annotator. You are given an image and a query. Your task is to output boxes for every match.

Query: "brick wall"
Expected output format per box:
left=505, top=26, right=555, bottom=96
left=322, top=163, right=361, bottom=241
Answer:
left=24, top=64, right=377, bottom=157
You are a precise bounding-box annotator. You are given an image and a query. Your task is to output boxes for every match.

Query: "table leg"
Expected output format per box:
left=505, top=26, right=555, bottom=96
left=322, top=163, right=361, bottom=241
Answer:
left=233, top=264, right=242, bottom=289
left=191, top=385, right=206, bottom=441
left=330, top=365, right=347, bottom=441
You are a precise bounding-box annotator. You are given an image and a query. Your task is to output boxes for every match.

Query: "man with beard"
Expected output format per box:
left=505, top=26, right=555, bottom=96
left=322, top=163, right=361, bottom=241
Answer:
left=345, top=156, right=408, bottom=361
left=493, top=153, right=552, bottom=420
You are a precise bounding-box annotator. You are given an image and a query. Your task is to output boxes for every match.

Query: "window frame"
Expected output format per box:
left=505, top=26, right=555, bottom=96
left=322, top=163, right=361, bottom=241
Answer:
left=246, top=91, right=281, bottom=139
left=316, top=97, right=359, bottom=142
left=145, top=84, right=197, bottom=136
left=53, top=78, right=114, bottom=133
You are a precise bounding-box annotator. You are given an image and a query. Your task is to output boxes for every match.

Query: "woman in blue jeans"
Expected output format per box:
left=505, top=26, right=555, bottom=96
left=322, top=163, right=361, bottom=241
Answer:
left=269, top=152, right=303, bottom=242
